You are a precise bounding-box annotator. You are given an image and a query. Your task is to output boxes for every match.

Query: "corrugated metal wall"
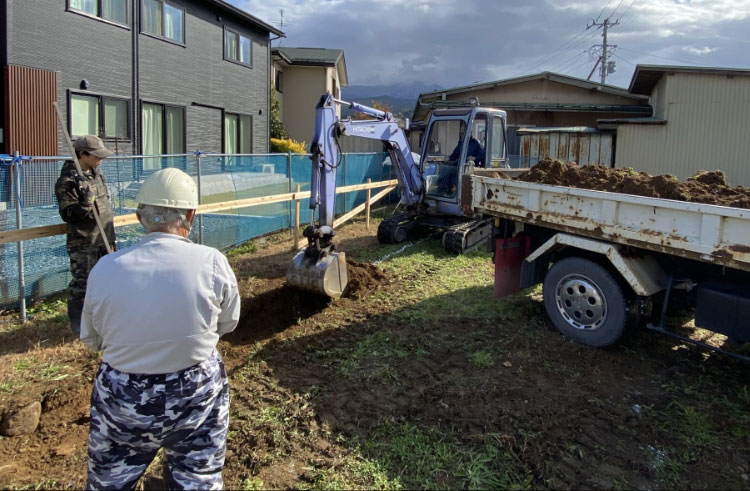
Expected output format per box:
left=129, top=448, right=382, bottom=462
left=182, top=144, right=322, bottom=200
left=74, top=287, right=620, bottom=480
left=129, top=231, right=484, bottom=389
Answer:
left=520, top=131, right=613, bottom=166
left=3, top=65, right=58, bottom=155
left=616, top=73, right=750, bottom=185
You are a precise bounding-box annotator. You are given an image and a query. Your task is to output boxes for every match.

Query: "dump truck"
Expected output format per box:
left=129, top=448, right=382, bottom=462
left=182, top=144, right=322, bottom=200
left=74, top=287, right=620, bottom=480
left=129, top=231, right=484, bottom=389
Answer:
left=462, top=167, right=750, bottom=356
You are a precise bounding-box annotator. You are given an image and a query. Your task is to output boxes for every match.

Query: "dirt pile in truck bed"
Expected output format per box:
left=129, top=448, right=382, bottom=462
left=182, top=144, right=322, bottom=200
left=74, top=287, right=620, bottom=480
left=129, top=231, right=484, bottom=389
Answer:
left=514, top=159, right=750, bottom=209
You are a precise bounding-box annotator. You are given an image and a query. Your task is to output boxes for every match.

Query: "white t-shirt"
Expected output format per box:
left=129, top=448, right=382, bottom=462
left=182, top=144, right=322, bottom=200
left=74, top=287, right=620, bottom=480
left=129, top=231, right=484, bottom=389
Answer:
left=81, top=232, right=240, bottom=374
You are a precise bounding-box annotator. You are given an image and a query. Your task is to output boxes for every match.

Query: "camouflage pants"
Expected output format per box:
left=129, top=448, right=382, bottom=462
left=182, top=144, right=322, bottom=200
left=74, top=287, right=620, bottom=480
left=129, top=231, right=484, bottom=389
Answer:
left=67, top=247, right=108, bottom=336
left=87, top=350, right=229, bottom=491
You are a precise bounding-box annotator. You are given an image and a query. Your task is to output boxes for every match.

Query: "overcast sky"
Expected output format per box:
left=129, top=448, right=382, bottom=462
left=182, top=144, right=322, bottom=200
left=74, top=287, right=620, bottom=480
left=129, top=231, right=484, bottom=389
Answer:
left=229, top=0, right=750, bottom=90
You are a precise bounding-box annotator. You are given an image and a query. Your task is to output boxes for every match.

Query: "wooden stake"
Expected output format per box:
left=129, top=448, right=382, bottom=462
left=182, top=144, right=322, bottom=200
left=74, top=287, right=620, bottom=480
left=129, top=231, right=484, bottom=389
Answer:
left=366, top=178, right=372, bottom=230
left=293, top=184, right=301, bottom=250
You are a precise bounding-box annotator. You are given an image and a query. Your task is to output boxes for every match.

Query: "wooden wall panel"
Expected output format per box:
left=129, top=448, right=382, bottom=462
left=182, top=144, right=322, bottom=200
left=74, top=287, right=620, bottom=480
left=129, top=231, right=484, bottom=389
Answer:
left=3, top=65, right=58, bottom=156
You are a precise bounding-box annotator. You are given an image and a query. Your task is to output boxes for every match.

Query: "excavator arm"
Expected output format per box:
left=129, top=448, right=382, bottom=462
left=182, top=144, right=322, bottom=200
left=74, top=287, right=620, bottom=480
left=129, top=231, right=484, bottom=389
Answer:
left=287, top=93, right=423, bottom=298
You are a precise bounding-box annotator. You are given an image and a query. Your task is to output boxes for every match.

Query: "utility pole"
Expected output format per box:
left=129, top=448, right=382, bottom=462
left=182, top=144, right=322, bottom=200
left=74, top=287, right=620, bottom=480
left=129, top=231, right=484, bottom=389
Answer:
left=588, top=17, right=619, bottom=84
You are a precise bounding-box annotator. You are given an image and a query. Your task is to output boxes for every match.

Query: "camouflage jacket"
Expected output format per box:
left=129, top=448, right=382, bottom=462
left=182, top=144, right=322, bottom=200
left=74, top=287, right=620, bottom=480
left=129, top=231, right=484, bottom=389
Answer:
left=55, top=160, right=116, bottom=252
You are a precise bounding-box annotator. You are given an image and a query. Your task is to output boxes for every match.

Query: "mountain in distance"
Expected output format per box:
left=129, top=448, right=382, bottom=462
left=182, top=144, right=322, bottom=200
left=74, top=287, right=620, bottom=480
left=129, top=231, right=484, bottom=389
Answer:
left=341, top=82, right=443, bottom=120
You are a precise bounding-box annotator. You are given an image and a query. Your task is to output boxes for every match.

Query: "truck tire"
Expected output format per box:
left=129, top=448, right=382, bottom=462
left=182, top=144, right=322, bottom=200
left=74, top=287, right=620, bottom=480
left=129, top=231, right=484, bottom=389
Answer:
left=542, top=256, right=628, bottom=348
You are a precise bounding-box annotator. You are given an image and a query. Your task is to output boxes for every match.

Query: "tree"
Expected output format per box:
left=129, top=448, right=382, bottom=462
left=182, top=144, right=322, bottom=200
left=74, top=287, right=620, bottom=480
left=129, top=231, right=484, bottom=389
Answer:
left=270, top=91, right=289, bottom=140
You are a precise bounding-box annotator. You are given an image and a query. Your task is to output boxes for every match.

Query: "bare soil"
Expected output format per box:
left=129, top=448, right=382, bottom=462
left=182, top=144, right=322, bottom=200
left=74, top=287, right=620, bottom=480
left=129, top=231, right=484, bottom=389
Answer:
left=0, top=221, right=748, bottom=489
left=500, top=159, right=750, bottom=208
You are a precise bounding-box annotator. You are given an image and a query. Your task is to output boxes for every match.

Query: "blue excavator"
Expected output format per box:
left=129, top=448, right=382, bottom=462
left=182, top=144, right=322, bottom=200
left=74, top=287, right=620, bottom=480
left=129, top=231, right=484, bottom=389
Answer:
left=287, top=93, right=508, bottom=298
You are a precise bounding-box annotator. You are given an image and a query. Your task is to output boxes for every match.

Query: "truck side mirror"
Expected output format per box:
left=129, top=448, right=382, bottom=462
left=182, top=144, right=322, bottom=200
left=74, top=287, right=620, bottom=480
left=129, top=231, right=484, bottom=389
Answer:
left=404, top=119, right=410, bottom=131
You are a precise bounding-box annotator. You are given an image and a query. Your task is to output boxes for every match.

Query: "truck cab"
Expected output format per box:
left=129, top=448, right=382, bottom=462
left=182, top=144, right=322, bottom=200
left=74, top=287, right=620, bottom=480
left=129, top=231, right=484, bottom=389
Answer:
left=420, top=107, right=508, bottom=216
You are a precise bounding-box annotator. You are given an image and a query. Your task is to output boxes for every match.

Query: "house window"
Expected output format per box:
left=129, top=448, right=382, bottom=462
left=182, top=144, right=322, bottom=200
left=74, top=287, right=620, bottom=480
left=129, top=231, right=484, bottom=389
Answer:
left=70, top=93, right=130, bottom=140
left=142, top=102, right=184, bottom=168
left=69, top=0, right=129, bottom=25
left=224, top=29, right=252, bottom=66
left=142, top=0, right=184, bottom=43
left=275, top=70, right=283, bottom=93
left=224, top=113, right=252, bottom=154
left=332, top=78, right=338, bottom=99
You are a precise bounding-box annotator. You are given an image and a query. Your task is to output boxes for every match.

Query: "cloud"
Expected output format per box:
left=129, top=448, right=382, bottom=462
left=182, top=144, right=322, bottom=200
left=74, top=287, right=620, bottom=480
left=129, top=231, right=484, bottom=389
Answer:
left=683, top=46, right=718, bottom=56
left=230, top=0, right=750, bottom=89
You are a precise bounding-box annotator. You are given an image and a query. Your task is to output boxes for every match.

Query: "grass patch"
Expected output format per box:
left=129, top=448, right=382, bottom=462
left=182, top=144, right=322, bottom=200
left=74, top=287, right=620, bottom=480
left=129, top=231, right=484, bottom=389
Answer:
left=359, top=421, right=532, bottom=489
left=227, top=240, right=257, bottom=257
left=297, top=453, right=402, bottom=491
left=468, top=350, right=494, bottom=368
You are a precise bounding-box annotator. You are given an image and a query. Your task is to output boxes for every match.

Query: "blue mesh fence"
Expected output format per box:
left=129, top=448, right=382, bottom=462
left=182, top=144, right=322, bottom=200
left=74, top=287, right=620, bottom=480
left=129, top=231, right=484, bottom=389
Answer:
left=0, top=151, right=388, bottom=310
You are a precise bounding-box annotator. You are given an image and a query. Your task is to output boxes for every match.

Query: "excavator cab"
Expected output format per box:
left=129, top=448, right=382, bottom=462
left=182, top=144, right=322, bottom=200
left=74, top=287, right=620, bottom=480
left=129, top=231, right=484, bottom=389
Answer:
left=421, top=107, right=506, bottom=205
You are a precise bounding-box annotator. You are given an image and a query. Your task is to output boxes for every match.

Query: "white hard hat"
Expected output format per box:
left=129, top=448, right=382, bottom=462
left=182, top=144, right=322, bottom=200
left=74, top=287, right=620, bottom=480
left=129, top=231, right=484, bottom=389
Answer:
left=136, top=168, right=198, bottom=209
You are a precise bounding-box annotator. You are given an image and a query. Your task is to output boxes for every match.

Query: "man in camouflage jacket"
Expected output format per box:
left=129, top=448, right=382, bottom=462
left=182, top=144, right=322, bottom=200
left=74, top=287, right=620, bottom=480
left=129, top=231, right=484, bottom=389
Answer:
left=54, top=135, right=116, bottom=336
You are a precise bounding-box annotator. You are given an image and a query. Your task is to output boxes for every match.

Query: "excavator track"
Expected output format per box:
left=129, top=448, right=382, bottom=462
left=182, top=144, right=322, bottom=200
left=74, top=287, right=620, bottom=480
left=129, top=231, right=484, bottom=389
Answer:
left=377, top=214, right=414, bottom=244
left=442, top=218, right=493, bottom=254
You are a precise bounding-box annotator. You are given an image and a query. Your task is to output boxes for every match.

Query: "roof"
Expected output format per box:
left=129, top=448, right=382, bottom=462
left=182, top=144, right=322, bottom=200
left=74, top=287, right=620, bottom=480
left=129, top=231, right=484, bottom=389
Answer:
left=597, top=117, right=667, bottom=129
left=517, top=126, right=604, bottom=134
left=205, top=0, right=284, bottom=36
left=420, top=71, right=642, bottom=100
left=413, top=71, right=648, bottom=122
left=629, top=64, right=750, bottom=95
left=273, top=47, right=344, bottom=66
left=273, top=47, right=348, bottom=86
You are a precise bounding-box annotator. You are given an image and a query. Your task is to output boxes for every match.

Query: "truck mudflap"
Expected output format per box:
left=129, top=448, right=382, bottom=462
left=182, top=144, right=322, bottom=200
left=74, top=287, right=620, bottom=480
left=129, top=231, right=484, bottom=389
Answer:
left=493, top=234, right=531, bottom=297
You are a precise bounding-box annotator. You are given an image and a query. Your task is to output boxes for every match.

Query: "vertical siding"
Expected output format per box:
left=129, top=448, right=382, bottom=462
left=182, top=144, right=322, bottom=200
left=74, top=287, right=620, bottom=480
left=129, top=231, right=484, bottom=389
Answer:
left=520, top=131, right=613, bottom=165
left=4, top=65, right=57, bottom=155
left=616, top=73, right=750, bottom=185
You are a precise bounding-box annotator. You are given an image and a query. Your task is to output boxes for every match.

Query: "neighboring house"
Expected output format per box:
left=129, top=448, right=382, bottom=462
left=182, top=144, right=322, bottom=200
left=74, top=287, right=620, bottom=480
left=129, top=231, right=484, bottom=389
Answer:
left=272, top=47, right=348, bottom=144
left=600, top=65, right=750, bottom=185
left=0, top=0, right=283, bottom=160
left=412, top=72, right=650, bottom=161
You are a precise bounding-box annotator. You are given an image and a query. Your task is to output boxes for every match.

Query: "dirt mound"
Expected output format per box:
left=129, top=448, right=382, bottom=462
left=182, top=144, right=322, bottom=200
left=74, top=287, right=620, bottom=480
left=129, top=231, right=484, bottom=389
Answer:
left=517, top=159, right=750, bottom=209
left=344, top=261, right=391, bottom=299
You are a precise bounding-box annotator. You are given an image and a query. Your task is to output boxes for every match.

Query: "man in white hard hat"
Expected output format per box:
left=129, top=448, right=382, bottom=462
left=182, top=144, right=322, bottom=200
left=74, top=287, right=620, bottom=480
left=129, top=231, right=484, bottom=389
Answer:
left=80, top=168, right=240, bottom=490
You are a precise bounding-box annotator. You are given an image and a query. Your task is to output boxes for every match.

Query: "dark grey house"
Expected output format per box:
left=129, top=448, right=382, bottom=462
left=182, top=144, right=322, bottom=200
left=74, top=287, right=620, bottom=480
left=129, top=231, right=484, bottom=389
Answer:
left=0, top=0, right=283, bottom=158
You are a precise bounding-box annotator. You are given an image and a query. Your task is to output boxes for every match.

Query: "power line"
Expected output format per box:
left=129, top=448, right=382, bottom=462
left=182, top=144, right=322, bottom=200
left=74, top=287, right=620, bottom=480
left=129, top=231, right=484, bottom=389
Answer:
left=595, top=0, right=615, bottom=22
left=612, top=52, right=636, bottom=67
left=522, top=25, right=601, bottom=72
left=550, top=50, right=589, bottom=73
left=618, top=47, right=703, bottom=65
left=609, top=0, right=626, bottom=18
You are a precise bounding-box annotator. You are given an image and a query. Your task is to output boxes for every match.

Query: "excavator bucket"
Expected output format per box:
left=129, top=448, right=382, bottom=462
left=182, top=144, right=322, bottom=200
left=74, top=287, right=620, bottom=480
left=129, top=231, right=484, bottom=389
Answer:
left=287, top=248, right=348, bottom=298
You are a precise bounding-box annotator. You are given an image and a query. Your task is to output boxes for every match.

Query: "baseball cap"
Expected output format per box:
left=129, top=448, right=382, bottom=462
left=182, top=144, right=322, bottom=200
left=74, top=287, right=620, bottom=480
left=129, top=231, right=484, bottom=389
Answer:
left=73, top=135, right=114, bottom=158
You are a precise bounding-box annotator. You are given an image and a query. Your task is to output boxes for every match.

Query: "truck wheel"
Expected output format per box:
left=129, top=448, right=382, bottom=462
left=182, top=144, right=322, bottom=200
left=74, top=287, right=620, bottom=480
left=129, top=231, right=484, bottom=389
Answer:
left=542, top=257, right=628, bottom=348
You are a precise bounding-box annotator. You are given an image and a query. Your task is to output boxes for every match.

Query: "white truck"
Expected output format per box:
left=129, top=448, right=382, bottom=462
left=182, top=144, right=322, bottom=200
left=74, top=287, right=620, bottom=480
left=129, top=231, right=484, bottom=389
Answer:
left=462, top=168, right=750, bottom=357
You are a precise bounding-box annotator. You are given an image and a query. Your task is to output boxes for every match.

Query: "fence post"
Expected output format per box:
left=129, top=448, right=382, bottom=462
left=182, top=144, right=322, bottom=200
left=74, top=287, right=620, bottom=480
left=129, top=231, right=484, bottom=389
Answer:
left=366, top=178, right=372, bottom=230
left=341, top=153, right=347, bottom=215
left=196, top=151, right=203, bottom=245
left=287, top=151, right=293, bottom=233
left=13, top=152, right=26, bottom=323
left=293, top=184, right=301, bottom=250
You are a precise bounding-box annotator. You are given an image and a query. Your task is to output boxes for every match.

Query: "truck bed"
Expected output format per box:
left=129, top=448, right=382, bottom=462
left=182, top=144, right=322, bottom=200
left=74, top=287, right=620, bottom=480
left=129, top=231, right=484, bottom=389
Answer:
left=467, top=174, right=750, bottom=272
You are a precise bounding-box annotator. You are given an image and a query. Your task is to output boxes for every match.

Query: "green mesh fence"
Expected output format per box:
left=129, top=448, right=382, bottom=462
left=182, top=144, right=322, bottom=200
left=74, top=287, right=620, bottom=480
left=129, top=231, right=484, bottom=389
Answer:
left=0, top=152, right=388, bottom=310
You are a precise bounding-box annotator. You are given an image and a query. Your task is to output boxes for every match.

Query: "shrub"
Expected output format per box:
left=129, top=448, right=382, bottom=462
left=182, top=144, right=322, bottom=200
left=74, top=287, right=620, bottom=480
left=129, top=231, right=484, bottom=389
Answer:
left=270, top=137, right=308, bottom=154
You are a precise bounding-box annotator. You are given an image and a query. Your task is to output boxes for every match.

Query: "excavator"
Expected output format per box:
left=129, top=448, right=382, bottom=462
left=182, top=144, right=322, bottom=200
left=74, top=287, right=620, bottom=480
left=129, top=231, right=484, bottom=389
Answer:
left=286, top=93, right=508, bottom=298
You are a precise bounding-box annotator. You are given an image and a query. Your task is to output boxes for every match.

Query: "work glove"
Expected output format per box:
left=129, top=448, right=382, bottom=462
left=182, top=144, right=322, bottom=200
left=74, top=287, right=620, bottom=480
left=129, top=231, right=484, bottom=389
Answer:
left=79, top=183, right=96, bottom=208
